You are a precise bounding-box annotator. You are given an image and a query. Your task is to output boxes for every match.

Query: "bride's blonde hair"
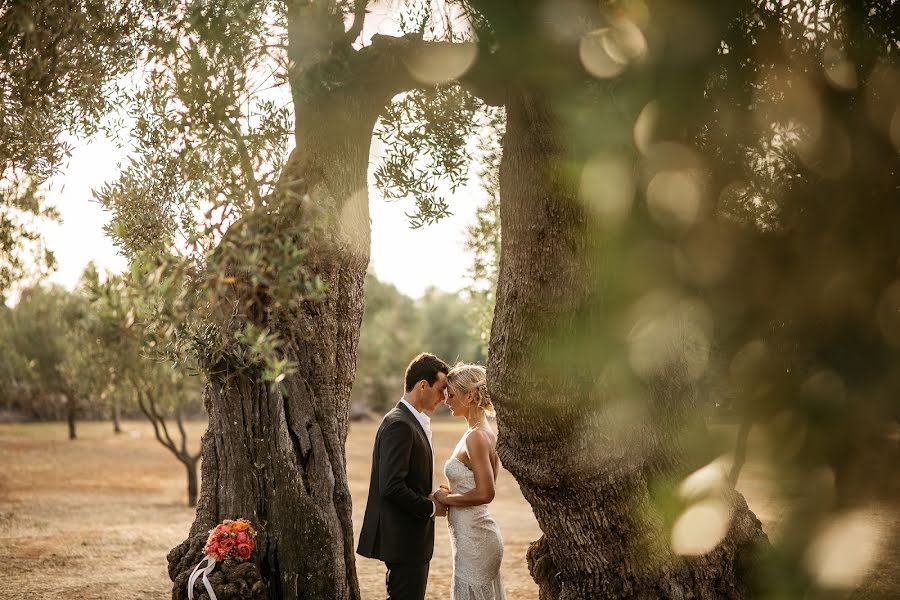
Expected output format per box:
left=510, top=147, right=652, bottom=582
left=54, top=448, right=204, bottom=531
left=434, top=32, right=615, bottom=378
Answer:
left=447, top=363, right=494, bottom=417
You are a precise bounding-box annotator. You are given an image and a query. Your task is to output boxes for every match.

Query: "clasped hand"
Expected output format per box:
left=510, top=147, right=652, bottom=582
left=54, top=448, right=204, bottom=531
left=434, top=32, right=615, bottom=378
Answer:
left=429, top=484, right=452, bottom=517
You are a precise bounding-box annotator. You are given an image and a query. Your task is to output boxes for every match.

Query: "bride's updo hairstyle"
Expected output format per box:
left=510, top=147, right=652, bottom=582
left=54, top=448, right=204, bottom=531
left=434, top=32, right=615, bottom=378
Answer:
left=447, top=363, right=495, bottom=417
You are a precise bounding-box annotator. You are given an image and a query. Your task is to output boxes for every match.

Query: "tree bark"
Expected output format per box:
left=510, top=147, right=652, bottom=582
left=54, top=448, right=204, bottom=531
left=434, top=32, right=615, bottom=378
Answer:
left=185, top=457, right=199, bottom=508
left=489, top=90, right=768, bottom=599
left=167, top=130, right=370, bottom=600
left=66, top=393, right=77, bottom=440
left=112, top=394, right=122, bottom=434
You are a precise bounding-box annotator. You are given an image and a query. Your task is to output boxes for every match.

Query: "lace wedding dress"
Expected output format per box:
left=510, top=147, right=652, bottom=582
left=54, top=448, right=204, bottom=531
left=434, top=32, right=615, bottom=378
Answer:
left=444, top=456, right=507, bottom=600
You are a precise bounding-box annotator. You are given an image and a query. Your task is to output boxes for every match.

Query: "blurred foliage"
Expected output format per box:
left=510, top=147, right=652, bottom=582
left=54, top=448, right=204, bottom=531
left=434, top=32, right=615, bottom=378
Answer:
left=455, top=0, right=900, bottom=596
left=0, top=267, right=201, bottom=422
left=352, top=271, right=484, bottom=413
left=0, top=283, right=82, bottom=417
left=463, top=106, right=503, bottom=356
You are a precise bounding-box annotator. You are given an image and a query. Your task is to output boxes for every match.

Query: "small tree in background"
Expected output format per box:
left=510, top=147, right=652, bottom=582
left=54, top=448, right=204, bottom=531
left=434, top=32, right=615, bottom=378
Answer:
left=1, top=284, right=91, bottom=437
left=84, top=267, right=205, bottom=506
left=134, top=364, right=204, bottom=506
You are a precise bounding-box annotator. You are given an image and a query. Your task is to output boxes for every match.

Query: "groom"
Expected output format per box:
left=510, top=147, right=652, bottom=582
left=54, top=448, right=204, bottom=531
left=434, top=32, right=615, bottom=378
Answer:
left=357, top=352, right=450, bottom=600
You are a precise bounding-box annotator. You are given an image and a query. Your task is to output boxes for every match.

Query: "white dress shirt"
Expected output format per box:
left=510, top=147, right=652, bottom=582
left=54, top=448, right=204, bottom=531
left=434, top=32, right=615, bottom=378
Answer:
left=399, top=398, right=436, bottom=517
left=399, top=398, right=433, bottom=451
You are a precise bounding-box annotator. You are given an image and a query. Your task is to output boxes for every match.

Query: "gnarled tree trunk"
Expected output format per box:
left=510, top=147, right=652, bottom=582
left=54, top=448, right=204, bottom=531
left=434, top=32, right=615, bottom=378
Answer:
left=167, top=105, right=373, bottom=600
left=166, top=27, right=441, bottom=600
left=489, top=90, right=768, bottom=599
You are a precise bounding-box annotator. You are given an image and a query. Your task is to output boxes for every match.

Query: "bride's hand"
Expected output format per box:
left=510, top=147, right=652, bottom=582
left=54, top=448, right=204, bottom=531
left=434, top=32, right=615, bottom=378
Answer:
left=434, top=488, right=449, bottom=503
left=440, top=484, right=451, bottom=492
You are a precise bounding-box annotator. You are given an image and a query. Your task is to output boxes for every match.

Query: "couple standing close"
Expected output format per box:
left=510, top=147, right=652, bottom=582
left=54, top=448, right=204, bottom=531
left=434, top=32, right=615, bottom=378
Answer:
left=357, top=353, right=506, bottom=600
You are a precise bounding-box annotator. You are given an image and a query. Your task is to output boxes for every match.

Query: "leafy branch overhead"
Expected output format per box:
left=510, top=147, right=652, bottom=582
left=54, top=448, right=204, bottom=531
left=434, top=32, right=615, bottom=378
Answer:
left=0, top=0, right=146, bottom=294
left=373, top=83, right=484, bottom=229
left=95, top=2, right=319, bottom=383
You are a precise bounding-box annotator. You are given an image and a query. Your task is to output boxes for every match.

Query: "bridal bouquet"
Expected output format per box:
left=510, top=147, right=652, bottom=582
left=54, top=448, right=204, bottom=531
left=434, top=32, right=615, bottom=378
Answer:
left=189, top=518, right=258, bottom=600
left=204, top=518, right=257, bottom=562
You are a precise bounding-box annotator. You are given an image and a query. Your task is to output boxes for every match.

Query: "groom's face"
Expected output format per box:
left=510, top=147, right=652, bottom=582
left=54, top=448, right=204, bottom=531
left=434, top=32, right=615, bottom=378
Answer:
left=421, top=372, right=448, bottom=412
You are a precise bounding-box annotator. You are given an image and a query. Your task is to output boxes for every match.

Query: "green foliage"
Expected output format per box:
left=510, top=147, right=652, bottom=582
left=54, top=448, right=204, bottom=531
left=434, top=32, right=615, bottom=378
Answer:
left=0, top=0, right=151, bottom=294
left=95, top=1, right=325, bottom=383
left=0, top=282, right=102, bottom=419
left=463, top=106, right=503, bottom=355
left=352, top=272, right=483, bottom=413
left=374, top=85, right=484, bottom=228
left=3, top=284, right=82, bottom=396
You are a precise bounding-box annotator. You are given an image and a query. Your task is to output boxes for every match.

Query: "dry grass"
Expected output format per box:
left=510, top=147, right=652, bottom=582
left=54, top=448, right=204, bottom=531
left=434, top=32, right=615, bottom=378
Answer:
left=0, top=420, right=896, bottom=599
left=0, top=420, right=539, bottom=600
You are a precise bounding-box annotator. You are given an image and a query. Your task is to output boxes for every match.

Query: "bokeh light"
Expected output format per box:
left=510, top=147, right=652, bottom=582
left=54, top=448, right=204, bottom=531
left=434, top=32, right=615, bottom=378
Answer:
left=671, top=498, right=734, bottom=556
left=404, top=42, right=477, bottom=85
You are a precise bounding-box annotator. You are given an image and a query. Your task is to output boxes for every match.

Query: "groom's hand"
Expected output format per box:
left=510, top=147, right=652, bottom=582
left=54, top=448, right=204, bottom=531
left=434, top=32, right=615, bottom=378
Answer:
left=429, top=492, right=449, bottom=517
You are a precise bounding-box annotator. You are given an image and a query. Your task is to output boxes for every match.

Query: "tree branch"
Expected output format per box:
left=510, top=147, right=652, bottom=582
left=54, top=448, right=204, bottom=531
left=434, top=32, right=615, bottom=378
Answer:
left=219, top=118, right=263, bottom=208
left=344, top=0, right=368, bottom=46
left=146, top=388, right=180, bottom=456
left=137, top=388, right=178, bottom=455
left=175, top=404, right=188, bottom=456
left=348, top=33, right=505, bottom=107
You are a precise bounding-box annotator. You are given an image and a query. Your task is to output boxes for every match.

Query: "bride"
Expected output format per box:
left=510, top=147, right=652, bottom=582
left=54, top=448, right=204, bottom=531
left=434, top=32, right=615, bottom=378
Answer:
left=433, top=363, right=506, bottom=600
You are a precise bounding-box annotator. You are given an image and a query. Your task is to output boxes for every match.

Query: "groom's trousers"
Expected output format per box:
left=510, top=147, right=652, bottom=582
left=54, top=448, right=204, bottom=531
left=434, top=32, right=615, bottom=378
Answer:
left=385, top=561, right=430, bottom=600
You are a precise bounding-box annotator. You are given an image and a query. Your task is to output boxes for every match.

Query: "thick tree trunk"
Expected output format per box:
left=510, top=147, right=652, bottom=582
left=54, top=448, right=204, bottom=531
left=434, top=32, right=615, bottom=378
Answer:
left=164, top=23, right=482, bottom=599
left=167, top=124, right=371, bottom=600
left=489, top=90, right=767, bottom=599
left=164, top=48, right=412, bottom=595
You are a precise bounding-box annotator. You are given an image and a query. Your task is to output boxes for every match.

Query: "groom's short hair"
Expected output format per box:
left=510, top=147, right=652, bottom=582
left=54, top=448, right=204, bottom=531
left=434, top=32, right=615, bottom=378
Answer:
left=404, top=353, right=450, bottom=392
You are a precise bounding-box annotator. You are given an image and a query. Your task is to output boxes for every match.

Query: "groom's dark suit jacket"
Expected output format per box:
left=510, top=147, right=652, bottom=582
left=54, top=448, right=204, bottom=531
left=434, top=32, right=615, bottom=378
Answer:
left=357, top=401, right=434, bottom=564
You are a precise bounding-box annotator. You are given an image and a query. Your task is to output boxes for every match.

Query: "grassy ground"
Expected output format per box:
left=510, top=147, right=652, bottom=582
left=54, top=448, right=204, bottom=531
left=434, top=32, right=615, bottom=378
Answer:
left=0, top=419, right=896, bottom=599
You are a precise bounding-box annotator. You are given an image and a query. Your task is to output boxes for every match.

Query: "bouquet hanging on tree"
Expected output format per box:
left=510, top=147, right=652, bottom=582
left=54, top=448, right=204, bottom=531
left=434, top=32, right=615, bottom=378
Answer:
left=189, top=518, right=258, bottom=600
left=204, top=518, right=257, bottom=562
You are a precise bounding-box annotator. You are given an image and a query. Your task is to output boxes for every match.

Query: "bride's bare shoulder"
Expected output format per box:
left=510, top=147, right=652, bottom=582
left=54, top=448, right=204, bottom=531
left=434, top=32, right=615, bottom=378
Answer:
left=465, top=427, right=495, bottom=453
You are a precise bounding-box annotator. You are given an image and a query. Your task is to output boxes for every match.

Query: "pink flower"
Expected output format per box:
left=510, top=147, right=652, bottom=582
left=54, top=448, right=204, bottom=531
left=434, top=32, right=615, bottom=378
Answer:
left=220, top=538, right=236, bottom=556
left=236, top=531, right=249, bottom=544
left=237, top=543, right=251, bottom=560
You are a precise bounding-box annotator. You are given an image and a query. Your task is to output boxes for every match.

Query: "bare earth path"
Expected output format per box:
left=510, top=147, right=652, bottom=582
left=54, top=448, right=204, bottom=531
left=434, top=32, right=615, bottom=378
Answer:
left=1, top=420, right=896, bottom=599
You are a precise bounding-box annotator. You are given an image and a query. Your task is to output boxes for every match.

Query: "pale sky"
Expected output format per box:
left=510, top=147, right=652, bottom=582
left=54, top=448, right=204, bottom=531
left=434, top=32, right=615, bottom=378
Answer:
left=35, top=3, right=487, bottom=301
left=37, top=131, right=485, bottom=300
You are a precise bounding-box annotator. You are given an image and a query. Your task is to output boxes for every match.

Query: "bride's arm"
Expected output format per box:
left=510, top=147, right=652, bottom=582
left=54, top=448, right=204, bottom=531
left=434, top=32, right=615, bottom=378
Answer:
left=434, top=431, right=496, bottom=507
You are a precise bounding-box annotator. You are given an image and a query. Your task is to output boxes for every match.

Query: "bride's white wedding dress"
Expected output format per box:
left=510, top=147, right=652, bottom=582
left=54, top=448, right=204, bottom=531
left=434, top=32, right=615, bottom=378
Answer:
left=444, top=456, right=506, bottom=600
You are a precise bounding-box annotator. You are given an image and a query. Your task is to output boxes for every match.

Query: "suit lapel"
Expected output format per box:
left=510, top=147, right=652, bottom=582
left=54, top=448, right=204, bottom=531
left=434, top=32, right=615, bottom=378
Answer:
left=396, top=401, right=433, bottom=467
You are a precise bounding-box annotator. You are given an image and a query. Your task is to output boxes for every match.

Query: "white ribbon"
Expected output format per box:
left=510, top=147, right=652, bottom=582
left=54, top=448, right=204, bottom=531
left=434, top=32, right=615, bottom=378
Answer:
left=187, top=555, right=218, bottom=600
